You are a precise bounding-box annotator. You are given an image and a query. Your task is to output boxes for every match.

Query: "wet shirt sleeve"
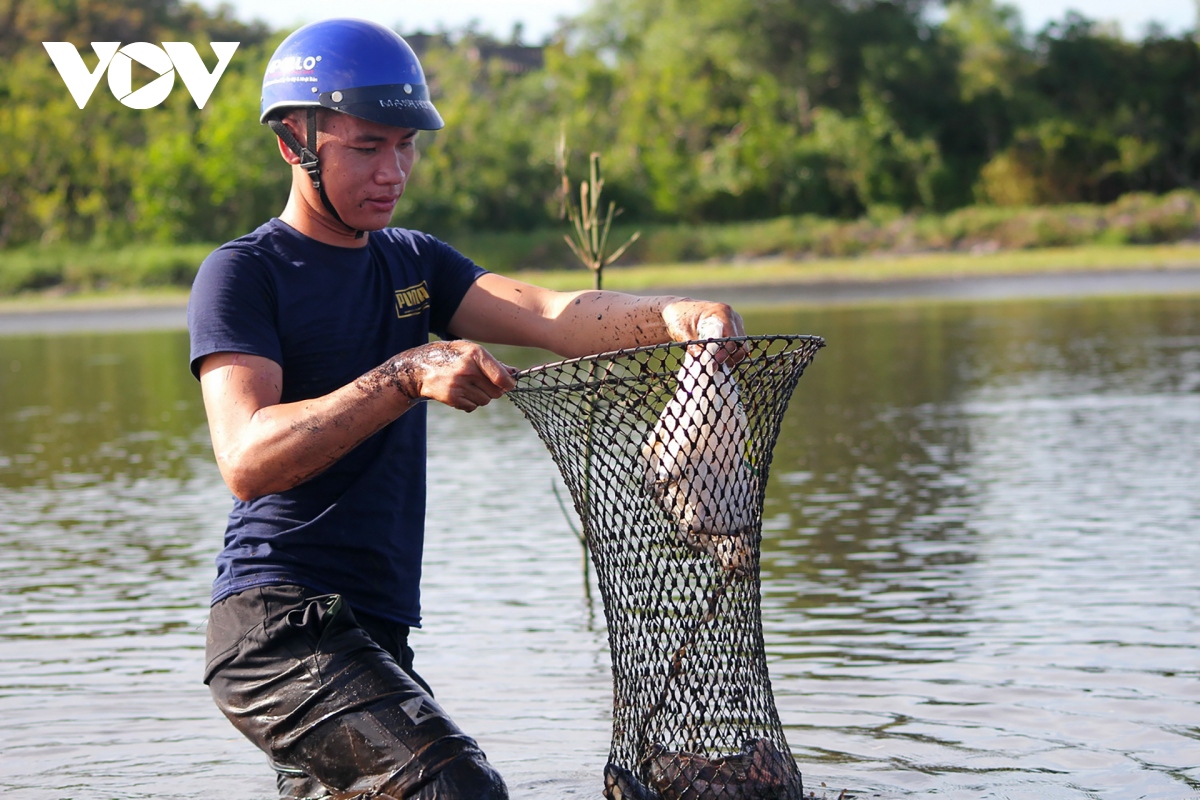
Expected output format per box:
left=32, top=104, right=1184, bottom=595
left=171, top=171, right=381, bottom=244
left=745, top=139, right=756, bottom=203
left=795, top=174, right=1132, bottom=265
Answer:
left=188, top=245, right=281, bottom=380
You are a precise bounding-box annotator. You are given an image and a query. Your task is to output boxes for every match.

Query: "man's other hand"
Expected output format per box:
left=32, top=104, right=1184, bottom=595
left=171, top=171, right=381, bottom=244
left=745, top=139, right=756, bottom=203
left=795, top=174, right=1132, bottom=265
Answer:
left=387, top=341, right=517, bottom=413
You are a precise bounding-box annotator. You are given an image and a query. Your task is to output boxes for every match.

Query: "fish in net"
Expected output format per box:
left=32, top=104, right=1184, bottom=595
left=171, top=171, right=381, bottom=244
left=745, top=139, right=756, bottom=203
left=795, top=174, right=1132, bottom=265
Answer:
left=506, top=334, right=825, bottom=800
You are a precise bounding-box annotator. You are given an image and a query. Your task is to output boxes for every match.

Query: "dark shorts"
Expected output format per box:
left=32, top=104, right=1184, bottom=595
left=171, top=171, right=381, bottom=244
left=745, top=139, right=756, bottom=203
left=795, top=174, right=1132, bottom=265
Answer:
left=205, top=584, right=507, bottom=799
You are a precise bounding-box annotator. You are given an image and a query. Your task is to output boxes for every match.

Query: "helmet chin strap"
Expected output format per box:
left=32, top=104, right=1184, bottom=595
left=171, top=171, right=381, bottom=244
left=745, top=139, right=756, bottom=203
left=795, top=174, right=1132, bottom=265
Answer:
left=268, top=109, right=365, bottom=240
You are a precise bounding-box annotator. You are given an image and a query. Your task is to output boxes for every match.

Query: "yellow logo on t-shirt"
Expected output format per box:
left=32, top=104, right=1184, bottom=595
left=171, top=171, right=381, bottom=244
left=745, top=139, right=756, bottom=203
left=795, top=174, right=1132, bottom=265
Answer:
left=394, top=282, right=431, bottom=319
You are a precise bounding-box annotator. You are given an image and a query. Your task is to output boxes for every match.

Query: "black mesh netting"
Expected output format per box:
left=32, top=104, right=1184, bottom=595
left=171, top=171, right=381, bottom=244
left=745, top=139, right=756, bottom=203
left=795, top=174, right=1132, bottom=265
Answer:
left=506, top=334, right=825, bottom=800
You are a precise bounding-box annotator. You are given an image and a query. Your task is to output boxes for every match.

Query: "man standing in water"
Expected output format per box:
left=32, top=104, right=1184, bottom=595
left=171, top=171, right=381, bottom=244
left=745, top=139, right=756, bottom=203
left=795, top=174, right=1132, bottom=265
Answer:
left=188, top=18, right=743, bottom=799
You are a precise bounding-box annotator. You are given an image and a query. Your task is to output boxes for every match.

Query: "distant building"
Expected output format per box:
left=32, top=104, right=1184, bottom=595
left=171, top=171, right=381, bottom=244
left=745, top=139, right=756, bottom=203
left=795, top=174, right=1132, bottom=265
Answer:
left=465, top=41, right=545, bottom=76
left=404, top=31, right=545, bottom=78
left=404, top=32, right=452, bottom=60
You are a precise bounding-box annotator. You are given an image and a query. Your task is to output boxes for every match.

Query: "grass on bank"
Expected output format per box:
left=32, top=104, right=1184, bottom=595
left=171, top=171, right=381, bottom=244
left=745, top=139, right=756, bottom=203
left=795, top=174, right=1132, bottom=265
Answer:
left=450, top=189, right=1200, bottom=273
left=1, top=191, right=1199, bottom=303
left=0, top=243, right=213, bottom=297
left=509, top=242, right=1200, bottom=293
left=3, top=242, right=1200, bottom=314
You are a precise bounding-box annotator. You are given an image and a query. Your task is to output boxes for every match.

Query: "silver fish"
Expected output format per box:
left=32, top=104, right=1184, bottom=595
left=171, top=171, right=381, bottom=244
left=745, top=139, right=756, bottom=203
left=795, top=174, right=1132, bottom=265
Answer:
left=643, top=343, right=758, bottom=576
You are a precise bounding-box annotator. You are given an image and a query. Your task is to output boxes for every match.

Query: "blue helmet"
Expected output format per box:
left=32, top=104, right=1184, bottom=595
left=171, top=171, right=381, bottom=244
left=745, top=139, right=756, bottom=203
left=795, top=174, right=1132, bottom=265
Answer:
left=260, top=18, right=444, bottom=131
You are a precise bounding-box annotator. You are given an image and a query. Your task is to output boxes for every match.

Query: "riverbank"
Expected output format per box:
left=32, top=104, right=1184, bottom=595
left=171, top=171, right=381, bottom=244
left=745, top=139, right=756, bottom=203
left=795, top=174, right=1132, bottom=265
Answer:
left=3, top=245, right=1200, bottom=335
left=510, top=241, right=1200, bottom=294
left=4, top=192, right=1200, bottom=296
left=411, top=190, right=1200, bottom=273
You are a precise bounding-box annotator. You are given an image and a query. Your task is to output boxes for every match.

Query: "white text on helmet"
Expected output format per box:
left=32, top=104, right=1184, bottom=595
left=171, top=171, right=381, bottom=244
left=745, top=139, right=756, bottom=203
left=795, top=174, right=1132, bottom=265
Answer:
left=267, top=55, right=322, bottom=75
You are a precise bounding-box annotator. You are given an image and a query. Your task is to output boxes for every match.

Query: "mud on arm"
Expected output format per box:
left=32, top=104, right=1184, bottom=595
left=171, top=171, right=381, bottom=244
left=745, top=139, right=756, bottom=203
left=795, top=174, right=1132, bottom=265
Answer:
left=198, top=341, right=515, bottom=501
left=448, top=273, right=746, bottom=358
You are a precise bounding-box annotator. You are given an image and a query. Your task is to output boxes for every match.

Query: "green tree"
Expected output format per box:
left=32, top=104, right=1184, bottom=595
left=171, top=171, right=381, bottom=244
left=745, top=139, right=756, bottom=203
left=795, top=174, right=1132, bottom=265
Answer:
left=131, top=38, right=286, bottom=243
left=0, top=0, right=271, bottom=248
left=5, top=0, right=1200, bottom=253
left=398, top=36, right=561, bottom=235
left=976, top=13, right=1200, bottom=204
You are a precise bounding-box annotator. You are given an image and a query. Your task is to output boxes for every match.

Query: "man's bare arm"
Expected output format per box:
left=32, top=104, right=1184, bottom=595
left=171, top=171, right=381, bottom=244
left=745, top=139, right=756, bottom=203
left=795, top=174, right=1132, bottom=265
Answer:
left=447, top=273, right=745, bottom=357
left=198, top=341, right=515, bottom=501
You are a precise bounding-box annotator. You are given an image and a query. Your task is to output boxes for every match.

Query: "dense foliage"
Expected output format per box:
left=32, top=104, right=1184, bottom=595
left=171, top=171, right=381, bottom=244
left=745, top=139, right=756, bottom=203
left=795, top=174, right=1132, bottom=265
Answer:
left=0, top=0, right=1198, bottom=250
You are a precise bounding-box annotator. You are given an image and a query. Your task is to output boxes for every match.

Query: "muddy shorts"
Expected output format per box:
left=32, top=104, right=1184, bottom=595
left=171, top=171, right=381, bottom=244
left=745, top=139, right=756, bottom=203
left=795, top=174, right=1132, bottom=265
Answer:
left=204, top=584, right=508, bottom=799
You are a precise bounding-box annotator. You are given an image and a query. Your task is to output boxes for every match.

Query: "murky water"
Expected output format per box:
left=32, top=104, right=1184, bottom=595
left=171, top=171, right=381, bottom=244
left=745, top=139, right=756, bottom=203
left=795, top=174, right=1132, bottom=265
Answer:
left=1, top=295, right=1198, bottom=799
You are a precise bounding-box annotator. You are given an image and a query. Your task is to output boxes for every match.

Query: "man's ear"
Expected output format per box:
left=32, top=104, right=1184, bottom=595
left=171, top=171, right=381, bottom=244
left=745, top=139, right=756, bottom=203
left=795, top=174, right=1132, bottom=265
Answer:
left=277, top=129, right=302, bottom=165
left=274, top=114, right=306, bottom=165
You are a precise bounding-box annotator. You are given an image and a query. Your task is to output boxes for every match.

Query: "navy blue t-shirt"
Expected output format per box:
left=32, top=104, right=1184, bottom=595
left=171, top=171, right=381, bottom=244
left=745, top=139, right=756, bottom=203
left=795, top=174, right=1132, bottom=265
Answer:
left=187, top=219, right=486, bottom=626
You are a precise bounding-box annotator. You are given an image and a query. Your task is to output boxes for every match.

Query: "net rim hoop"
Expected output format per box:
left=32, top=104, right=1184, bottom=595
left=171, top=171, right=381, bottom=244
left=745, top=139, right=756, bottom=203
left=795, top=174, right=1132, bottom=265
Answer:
left=511, top=333, right=826, bottom=380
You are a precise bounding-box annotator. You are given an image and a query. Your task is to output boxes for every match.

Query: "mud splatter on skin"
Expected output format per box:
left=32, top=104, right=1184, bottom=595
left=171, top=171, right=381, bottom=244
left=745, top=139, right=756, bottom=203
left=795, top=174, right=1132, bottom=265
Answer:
left=361, top=357, right=419, bottom=402
left=264, top=347, right=465, bottom=495
left=275, top=399, right=383, bottom=492
left=262, top=429, right=350, bottom=496
left=266, top=348, right=457, bottom=490
left=357, top=341, right=469, bottom=402
left=556, top=291, right=683, bottom=352
left=276, top=448, right=344, bottom=492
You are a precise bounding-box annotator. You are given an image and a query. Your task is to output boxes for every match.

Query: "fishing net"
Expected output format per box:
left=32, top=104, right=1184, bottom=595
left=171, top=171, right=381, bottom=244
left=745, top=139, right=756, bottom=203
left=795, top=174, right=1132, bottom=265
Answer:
left=507, top=334, right=824, bottom=800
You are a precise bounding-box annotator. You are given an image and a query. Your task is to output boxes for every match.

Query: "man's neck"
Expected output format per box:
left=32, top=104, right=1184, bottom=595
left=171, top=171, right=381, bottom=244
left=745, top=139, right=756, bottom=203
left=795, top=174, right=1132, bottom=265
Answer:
left=279, top=188, right=369, bottom=248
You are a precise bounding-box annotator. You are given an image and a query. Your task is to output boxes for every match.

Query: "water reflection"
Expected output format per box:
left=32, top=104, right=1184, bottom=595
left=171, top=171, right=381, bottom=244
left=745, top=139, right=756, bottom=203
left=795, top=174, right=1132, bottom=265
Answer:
left=0, top=332, right=205, bottom=485
left=1, top=297, right=1198, bottom=798
left=754, top=298, right=1200, bottom=799
left=0, top=331, right=258, bottom=796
